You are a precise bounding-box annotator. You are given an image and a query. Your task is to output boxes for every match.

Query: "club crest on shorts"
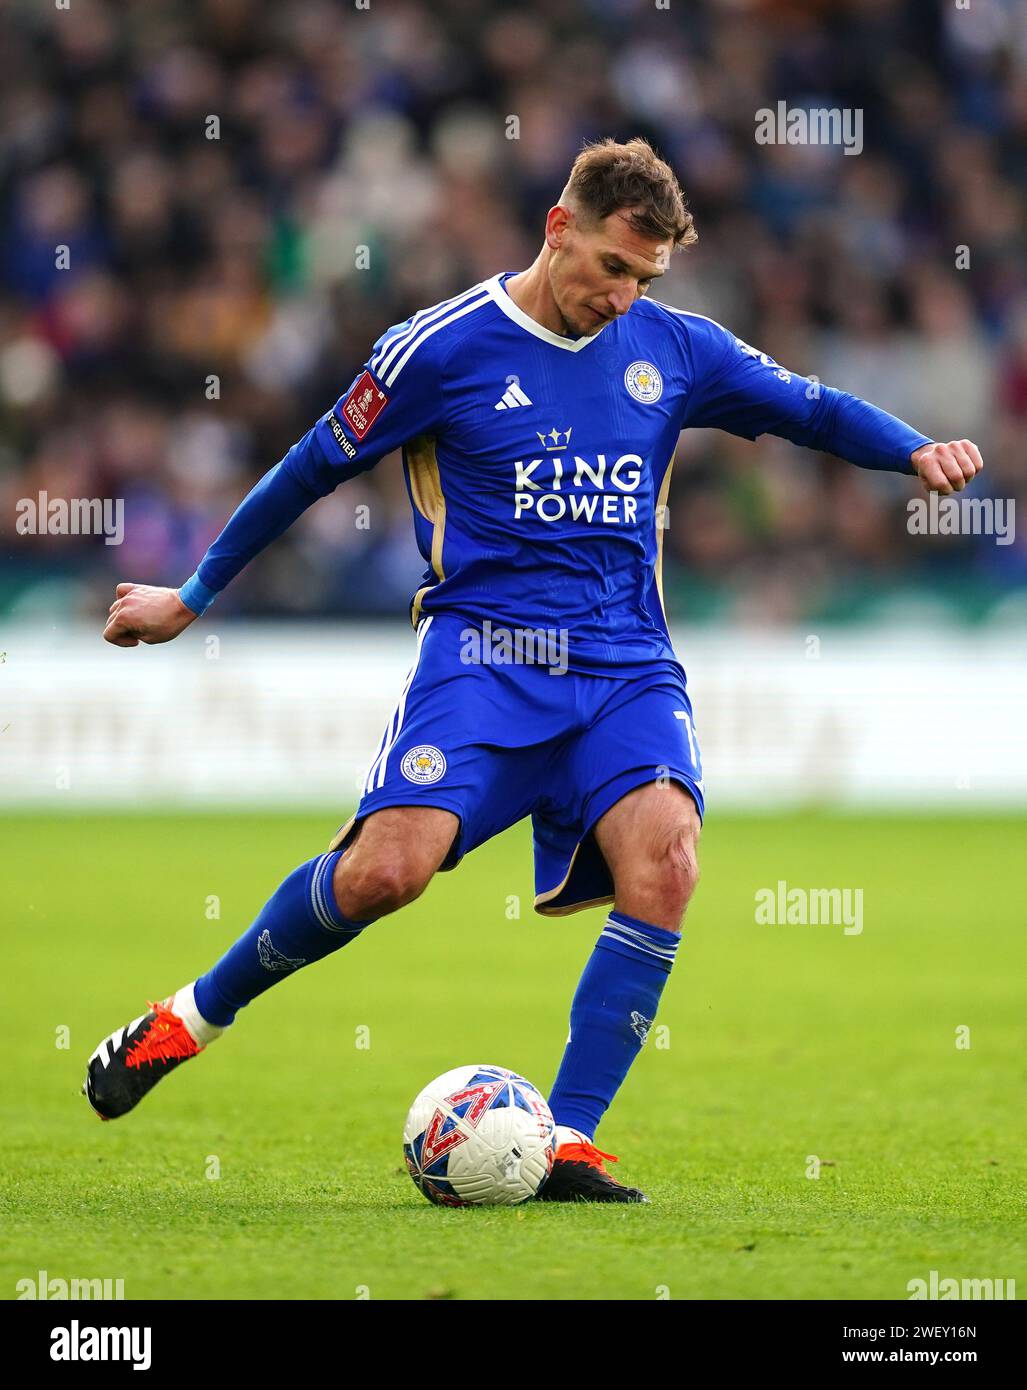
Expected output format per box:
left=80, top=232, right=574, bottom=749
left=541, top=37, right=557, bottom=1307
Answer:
left=400, top=745, right=447, bottom=784
left=624, top=360, right=663, bottom=403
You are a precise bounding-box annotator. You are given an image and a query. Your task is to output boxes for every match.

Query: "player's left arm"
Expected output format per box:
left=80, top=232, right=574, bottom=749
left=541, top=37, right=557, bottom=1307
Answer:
left=679, top=319, right=983, bottom=492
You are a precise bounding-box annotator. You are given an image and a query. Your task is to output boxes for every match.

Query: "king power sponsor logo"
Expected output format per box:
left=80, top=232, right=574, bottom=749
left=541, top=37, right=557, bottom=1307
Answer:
left=513, top=435, right=645, bottom=526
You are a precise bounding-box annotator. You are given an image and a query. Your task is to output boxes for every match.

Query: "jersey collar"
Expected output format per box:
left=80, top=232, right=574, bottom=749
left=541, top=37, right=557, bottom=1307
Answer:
left=486, top=272, right=611, bottom=352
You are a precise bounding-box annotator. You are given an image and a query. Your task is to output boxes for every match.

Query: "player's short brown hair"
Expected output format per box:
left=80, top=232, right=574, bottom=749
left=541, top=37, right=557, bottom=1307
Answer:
left=562, top=137, right=697, bottom=249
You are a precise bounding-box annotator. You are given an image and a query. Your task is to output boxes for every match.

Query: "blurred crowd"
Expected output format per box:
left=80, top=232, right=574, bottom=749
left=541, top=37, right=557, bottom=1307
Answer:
left=1, top=0, right=1025, bottom=628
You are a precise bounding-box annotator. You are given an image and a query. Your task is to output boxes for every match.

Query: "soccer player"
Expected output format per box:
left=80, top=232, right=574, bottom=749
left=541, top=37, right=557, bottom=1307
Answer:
left=85, top=137, right=983, bottom=1202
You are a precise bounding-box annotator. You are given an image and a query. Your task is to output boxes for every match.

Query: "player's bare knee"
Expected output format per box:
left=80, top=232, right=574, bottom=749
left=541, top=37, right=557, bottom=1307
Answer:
left=646, top=827, right=700, bottom=925
left=667, top=825, right=700, bottom=904
left=650, top=872, right=696, bottom=927
left=332, top=853, right=431, bottom=921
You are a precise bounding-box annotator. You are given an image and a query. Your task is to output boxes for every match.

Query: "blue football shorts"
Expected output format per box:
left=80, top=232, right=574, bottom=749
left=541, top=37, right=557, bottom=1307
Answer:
left=329, top=614, right=704, bottom=915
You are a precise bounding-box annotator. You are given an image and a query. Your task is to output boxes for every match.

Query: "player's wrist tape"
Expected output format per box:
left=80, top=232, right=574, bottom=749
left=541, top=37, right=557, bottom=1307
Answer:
left=178, top=572, right=218, bottom=616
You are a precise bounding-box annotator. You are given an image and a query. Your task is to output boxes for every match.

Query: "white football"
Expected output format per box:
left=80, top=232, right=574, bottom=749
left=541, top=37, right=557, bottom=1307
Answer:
left=403, top=1064, right=557, bottom=1206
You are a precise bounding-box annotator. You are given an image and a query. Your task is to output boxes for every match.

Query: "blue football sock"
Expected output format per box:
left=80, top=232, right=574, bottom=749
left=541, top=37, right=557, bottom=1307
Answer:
left=193, top=851, right=370, bottom=1027
left=547, top=910, right=680, bottom=1140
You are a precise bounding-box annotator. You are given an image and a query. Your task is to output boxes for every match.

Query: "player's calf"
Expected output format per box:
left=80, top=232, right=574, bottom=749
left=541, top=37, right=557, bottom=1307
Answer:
left=82, top=810, right=459, bottom=1120
left=543, top=783, right=700, bottom=1176
left=83, top=850, right=368, bottom=1119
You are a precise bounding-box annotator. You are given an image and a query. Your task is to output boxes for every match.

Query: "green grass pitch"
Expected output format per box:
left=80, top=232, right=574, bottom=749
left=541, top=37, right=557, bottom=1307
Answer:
left=2, top=810, right=1024, bottom=1301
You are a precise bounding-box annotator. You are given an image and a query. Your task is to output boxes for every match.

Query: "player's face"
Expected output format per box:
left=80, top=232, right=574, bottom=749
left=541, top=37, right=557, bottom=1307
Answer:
left=550, top=208, right=673, bottom=337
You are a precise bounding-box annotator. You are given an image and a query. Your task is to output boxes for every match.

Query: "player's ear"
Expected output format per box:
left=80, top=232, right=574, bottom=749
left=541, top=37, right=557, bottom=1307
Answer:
left=546, top=204, right=571, bottom=249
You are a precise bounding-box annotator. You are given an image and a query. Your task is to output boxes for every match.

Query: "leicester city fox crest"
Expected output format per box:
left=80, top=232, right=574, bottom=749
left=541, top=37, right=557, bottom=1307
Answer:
left=257, top=929, right=306, bottom=973
left=400, top=745, right=447, bottom=784
left=624, top=360, right=663, bottom=403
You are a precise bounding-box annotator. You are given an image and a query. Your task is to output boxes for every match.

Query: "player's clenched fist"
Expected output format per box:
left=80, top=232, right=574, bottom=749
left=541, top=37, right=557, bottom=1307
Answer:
left=103, top=583, right=197, bottom=647
left=910, top=440, right=983, bottom=494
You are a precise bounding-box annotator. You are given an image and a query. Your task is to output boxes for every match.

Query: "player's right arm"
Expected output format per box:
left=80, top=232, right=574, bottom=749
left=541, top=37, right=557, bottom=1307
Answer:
left=103, top=319, right=446, bottom=647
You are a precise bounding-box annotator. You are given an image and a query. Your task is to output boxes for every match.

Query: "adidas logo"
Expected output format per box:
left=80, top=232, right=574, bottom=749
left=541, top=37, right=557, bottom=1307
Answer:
left=89, top=1015, right=147, bottom=1069
left=494, top=381, right=533, bottom=410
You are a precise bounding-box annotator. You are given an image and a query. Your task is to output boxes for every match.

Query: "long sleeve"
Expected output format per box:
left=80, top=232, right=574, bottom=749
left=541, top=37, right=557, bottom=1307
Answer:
left=178, top=316, right=448, bottom=614
left=180, top=428, right=335, bottom=610
left=678, top=314, right=931, bottom=472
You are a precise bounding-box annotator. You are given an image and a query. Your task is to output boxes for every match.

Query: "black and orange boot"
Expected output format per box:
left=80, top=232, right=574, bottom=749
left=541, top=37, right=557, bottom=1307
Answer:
left=537, top=1126, right=649, bottom=1203
left=82, top=991, right=212, bottom=1120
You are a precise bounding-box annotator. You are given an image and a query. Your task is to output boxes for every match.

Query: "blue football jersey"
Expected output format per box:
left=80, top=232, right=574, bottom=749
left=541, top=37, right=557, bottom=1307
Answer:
left=184, top=271, right=930, bottom=663
left=305, top=272, right=927, bottom=669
